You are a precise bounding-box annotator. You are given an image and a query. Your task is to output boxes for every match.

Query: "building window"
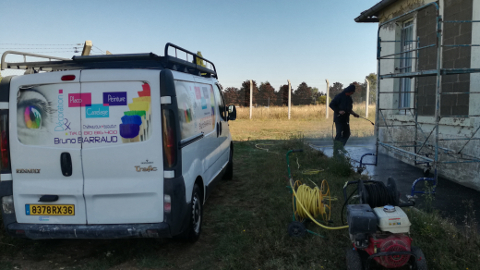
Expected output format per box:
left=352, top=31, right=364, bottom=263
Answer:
left=399, top=20, right=414, bottom=109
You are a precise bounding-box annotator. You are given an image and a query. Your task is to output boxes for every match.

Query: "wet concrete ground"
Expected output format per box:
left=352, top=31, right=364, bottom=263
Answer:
left=307, top=136, right=480, bottom=231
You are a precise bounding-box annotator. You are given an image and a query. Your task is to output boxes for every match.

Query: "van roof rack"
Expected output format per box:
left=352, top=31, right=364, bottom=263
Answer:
left=0, top=43, right=218, bottom=78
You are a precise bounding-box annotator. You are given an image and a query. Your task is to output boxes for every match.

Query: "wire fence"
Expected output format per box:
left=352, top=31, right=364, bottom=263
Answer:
left=225, top=97, right=370, bottom=107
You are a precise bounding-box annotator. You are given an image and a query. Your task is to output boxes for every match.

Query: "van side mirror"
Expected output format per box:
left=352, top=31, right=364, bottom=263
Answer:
left=227, top=105, right=236, bottom=121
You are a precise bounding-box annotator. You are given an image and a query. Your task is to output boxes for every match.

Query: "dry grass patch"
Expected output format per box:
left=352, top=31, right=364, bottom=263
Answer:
left=230, top=104, right=376, bottom=141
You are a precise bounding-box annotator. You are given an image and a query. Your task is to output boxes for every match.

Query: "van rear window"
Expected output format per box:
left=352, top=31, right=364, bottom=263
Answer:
left=175, top=81, right=215, bottom=139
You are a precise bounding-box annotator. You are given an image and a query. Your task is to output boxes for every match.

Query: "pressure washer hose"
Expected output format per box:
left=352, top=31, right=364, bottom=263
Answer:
left=290, top=179, right=349, bottom=230
left=292, top=179, right=331, bottom=222
left=287, top=150, right=349, bottom=230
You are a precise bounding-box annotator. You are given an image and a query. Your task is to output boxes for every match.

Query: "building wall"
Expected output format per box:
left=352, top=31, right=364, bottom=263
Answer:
left=375, top=0, right=480, bottom=191
left=416, top=4, right=438, bottom=116
left=471, top=0, right=480, bottom=116
left=441, top=0, right=472, bottom=116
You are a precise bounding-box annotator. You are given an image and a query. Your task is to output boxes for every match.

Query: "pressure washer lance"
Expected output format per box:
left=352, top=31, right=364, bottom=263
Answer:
left=336, top=114, right=375, bottom=126
left=358, top=115, right=375, bottom=126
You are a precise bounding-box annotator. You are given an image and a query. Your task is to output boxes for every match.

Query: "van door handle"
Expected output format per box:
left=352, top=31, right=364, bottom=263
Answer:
left=216, top=122, right=220, bottom=137
left=60, top=152, right=72, bottom=177
left=39, top=195, right=59, bottom=202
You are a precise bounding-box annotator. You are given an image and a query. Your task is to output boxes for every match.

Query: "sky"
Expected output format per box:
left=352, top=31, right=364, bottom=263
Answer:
left=0, top=0, right=381, bottom=93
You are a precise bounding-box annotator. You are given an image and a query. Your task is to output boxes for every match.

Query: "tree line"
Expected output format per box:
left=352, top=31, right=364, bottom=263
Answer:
left=222, top=73, right=377, bottom=107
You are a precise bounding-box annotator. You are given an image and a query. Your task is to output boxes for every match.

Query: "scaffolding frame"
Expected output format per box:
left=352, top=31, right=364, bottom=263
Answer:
left=374, top=2, right=480, bottom=195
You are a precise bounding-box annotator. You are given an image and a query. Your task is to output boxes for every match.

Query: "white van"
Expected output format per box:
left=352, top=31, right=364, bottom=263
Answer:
left=0, top=43, right=236, bottom=241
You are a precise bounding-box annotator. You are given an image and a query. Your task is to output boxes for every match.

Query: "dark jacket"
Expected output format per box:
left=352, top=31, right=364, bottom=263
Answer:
left=329, top=85, right=355, bottom=122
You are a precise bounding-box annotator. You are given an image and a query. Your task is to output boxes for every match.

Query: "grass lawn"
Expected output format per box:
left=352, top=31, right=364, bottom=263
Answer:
left=0, top=118, right=479, bottom=270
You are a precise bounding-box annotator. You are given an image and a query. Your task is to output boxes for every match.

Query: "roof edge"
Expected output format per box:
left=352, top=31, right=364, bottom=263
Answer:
left=355, top=0, right=399, bottom=23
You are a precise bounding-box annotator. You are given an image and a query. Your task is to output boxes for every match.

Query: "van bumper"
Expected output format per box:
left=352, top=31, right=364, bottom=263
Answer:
left=6, top=222, right=171, bottom=239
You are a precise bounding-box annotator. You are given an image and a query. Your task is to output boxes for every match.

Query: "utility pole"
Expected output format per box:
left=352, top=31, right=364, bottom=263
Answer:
left=288, top=80, right=292, bottom=120
left=249, top=80, right=253, bottom=120
left=365, top=78, right=370, bottom=118
left=325, top=79, right=329, bottom=119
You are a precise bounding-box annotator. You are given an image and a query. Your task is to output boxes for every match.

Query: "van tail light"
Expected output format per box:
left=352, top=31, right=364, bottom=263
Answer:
left=164, top=194, right=172, bottom=213
left=0, top=110, right=11, bottom=173
left=61, top=75, right=76, bottom=81
left=2, top=195, right=15, bottom=214
left=162, top=109, right=177, bottom=169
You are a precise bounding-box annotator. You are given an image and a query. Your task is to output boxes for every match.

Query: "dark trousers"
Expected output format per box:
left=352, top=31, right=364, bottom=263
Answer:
left=334, top=120, right=350, bottom=146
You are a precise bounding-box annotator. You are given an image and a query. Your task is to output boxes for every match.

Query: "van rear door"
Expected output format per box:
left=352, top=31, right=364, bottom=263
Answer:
left=10, top=71, right=87, bottom=224
left=80, top=70, right=164, bottom=224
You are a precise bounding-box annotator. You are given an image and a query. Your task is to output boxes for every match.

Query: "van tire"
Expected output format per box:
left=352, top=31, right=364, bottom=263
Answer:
left=177, top=184, right=202, bottom=242
left=223, top=145, right=233, bottom=180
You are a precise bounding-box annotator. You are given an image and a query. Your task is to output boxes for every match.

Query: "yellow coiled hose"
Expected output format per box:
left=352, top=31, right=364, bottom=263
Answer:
left=291, top=179, right=349, bottom=230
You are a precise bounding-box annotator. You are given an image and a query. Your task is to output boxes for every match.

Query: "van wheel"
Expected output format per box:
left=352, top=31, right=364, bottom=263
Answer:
left=178, top=184, right=202, bottom=242
left=223, top=145, right=233, bottom=180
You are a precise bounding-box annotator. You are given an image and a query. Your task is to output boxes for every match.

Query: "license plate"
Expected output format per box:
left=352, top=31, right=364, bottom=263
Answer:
left=25, top=204, right=75, bottom=216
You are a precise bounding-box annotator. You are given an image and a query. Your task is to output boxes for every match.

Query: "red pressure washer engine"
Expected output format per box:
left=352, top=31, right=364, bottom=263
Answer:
left=345, top=179, right=427, bottom=270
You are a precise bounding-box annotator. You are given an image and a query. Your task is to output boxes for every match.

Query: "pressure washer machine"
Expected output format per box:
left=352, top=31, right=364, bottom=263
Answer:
left=344, top=178, right=427, bottom=270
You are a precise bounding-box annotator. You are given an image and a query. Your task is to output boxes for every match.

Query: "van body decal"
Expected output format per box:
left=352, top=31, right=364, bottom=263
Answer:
left=103, top=92, right=127, bottom=106
left=16, top=169, right=41, bottom=173
left=119, top=83, right=151, bottom=143
left=55, top=89, right=65, bottom=131
left=17, top=82, right=152, bottom=146
left=17, top=86, right=79, bottom=145
left=134, top=165, right=157, bottom=172
left=68, top=93, right=91, bottom=107
left=86, top=104, right=109, bottom=118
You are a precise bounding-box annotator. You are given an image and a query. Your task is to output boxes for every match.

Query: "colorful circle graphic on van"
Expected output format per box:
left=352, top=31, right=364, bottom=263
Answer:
left=24, top=106, right=42, bottom=129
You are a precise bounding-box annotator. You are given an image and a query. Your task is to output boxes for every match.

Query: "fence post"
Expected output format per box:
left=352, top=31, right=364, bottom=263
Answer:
left=288, top=80, right=291, bottom=120
left=325, top=79, right=329, bottom=119
left=365, top=78, right=370, bottom=118
left=250, top=80, right=253, bottom=120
